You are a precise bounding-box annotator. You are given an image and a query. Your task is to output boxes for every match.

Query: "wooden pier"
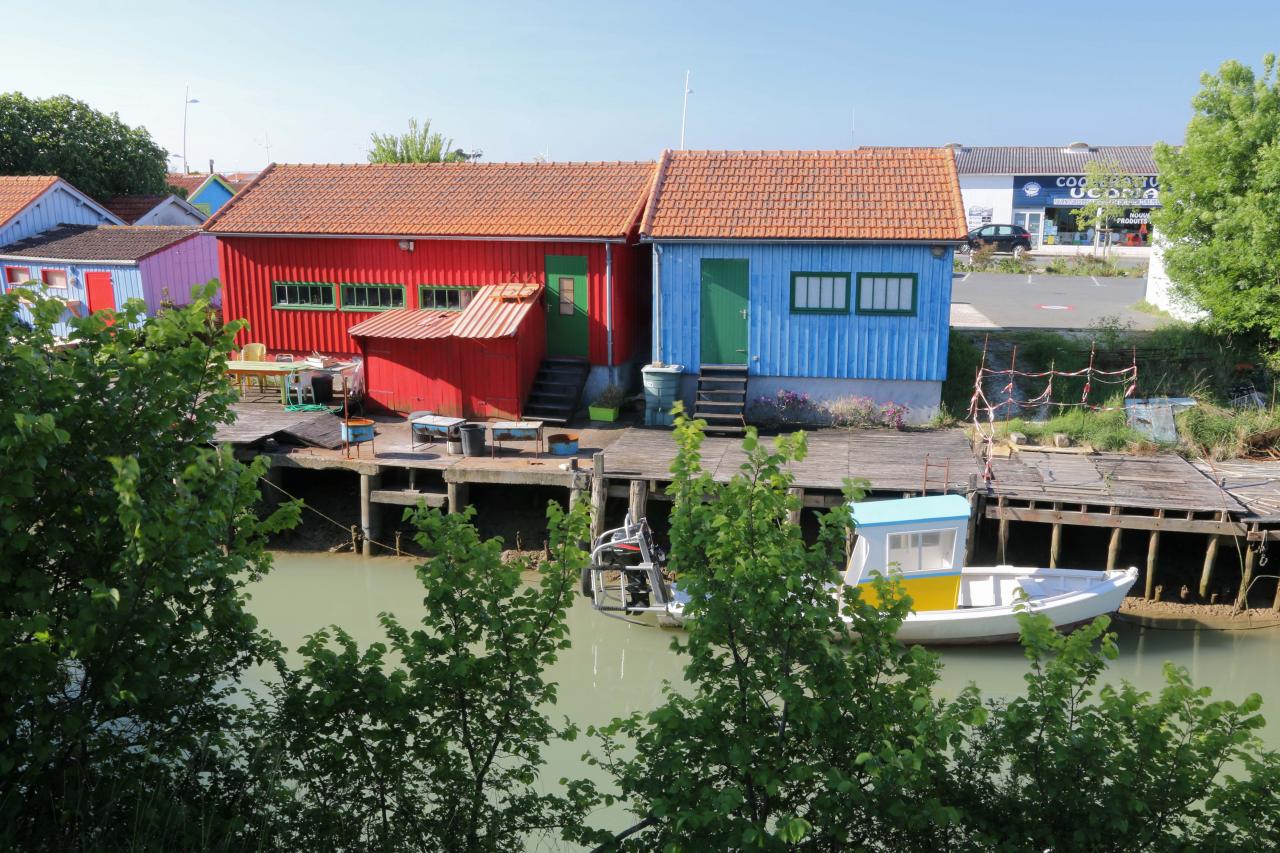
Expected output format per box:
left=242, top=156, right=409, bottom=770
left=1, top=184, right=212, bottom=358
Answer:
left=218, top=402, right=1280, bottom=608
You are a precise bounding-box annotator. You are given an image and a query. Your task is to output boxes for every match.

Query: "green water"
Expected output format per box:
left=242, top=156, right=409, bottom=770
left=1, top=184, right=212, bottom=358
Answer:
left=249, top=551, right=1280, bottom=840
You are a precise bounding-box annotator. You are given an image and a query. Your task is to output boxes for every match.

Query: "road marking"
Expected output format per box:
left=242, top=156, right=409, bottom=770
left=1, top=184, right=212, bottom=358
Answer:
left=1091, top=276, right=1101, bottom=287
left=1027, top=274, right=1033, bottom=284
left=1037, top=304, right=1073, bottom=311
left=961, top=272, right=971, bottom=282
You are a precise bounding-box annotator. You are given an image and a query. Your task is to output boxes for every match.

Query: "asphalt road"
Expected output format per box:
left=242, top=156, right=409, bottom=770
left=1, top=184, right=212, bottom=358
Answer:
left=950, top=271, right=1161, bottom=331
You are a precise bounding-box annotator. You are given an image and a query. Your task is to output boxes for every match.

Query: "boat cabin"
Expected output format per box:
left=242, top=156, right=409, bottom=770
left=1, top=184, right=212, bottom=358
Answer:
left=845, top=494, right=971, bottom=611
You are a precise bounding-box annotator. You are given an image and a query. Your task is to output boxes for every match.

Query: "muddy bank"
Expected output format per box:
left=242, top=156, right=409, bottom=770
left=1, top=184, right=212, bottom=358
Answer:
left=1118, top=596, right=1280, bottom=630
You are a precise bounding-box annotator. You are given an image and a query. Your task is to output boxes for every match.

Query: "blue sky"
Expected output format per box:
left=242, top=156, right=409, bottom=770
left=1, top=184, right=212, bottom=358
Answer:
left=3, top=1, right=1276, bottom=171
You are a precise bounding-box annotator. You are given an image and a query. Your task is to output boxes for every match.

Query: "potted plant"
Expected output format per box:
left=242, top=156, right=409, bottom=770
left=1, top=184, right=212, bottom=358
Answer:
left=588, top=384, right=626, bottom=422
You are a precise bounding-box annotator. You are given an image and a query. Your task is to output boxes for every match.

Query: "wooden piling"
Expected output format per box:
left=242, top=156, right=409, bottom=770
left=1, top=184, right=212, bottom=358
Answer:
left=996, top=497, right=1009, bottom=564
left=590, top=453, right=607, bottom=542
left=1198, top=511, right=1226, bottom=599
left=964, top=474, right=980, bottom=567
left=1106, top=506, right=1122, bottom=571
left=446, top=481, right=468, bottom=515
left=359, top=472, right=380, bottom=556
left=1237, top=540, right=1257, bottom=612
left=787, top=487, right=804, bottom=527
left=628, top=479, right=648, bottom=523
left=1143, top=509, right=1163, bottom=599
left=1049, top=502, right=1062, bottom=569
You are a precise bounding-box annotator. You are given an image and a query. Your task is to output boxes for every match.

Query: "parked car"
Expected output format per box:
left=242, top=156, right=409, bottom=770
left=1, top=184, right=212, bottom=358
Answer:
left=959, top=224, right=1032, bottom=257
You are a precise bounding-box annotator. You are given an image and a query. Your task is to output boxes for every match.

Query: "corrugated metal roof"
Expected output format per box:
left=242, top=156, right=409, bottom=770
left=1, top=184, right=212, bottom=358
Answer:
left=452, top=283, right=542, bottom=338
left=347, top=309, right=458, bottom=340
left=346, top=283, right=544, bottom=341
left=953, top=146, right=1158, bottom=175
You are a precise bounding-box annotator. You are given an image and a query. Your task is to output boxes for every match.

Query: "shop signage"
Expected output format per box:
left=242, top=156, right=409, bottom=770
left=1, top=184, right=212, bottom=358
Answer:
left=1014, top=175, right=1160, bottom=208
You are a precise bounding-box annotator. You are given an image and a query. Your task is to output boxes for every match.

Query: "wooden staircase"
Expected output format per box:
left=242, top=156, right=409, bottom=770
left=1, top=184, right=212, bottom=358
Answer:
left=693, top=364, right=748, bottom=434
left=523, top=357, right=590, bottom=425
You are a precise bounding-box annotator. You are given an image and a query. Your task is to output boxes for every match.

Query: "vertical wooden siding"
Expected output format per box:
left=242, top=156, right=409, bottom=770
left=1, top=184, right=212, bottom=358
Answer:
left=653, top=242, right=953, bottom=382
left=362, top=336, right=463, bottom=416
left=0, top=185, right=119, bottom=247
left=219, top=236, right=644, bottom=364
left=137, top=233, right=220, bottom=310
left=0, top=260, right=141, bottom=337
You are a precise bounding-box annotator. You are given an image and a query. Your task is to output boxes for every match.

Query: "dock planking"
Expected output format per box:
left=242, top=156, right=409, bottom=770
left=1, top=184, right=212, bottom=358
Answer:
left=602, top=427, right=976, bottom=494
left=1192, top=459, right=1280, bottom=522
left=987, top=449, right=1243, bottom=513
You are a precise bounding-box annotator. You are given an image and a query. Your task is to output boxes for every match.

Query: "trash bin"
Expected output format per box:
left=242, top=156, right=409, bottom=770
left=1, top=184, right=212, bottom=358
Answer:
left=311, top=373, right=334, bottom=403
left=460, top=423, right=487, bottom=457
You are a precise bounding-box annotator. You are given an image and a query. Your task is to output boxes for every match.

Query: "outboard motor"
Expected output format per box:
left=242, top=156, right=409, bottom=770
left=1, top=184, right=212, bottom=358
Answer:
left=582, top=514, right=671, bottom=616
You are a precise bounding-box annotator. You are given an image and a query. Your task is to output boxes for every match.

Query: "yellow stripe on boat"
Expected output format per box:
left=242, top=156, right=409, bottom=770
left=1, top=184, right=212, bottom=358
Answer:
left=858, top=571, right=961, bottom=611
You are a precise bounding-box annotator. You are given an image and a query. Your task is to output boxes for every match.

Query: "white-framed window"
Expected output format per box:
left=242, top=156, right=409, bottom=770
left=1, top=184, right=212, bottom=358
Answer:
left=856, top=273, right=917, bottom=316
left=886, top=529, right=956, bottom=574
left=790, top=272, right=850, bottom=314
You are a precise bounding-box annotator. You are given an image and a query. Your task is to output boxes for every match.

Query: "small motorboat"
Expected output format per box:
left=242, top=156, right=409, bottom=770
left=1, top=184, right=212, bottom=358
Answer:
left=581, top=495, right=1138, bottom=645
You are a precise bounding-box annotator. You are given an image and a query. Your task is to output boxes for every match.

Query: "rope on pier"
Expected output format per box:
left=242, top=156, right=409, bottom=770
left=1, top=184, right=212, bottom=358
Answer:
left=970, top=336, right=1139, bottom=482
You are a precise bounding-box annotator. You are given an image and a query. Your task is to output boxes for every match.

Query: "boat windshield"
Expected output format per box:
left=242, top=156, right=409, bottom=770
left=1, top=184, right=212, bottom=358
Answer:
left=886, top=528, right=956, bottom=574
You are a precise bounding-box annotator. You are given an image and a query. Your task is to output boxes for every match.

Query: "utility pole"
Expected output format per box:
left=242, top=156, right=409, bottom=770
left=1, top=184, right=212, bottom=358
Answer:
left=182, top=85, right=199, bottom=173
left=679, top=70, right=692, bottom=150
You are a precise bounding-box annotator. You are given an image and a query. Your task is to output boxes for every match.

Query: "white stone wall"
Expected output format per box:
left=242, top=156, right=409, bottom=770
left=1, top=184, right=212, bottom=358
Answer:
left=1144, top=233, right=1205, bottom=322
left=959, top=174, right=1013, bottom=229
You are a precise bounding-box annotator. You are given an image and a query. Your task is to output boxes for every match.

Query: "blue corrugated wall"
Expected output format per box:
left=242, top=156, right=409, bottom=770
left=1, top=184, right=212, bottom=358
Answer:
left=653, top=242, right=953, bottom=381
left=1, top=260, right=143, bottom=337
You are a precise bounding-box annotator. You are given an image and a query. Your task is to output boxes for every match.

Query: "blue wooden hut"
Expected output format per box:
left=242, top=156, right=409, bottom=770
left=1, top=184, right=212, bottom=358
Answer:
left=640, top=149, right=967, bottom=429
left=0, top=175, right=122, bottom=248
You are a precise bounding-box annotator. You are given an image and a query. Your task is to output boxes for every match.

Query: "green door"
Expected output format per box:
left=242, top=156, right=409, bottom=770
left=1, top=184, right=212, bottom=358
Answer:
left=545, top=255, right=589, bottom=357
left=699, top=258, right=749, bottom=365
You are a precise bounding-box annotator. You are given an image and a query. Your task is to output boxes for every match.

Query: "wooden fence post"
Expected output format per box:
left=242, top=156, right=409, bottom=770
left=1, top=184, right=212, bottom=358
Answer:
left=996, top=497, right=1009, bottom=564
left=1198, top=511, right=1226, bottom=599
left=787, top=487, right=804, bottom=527
left=1106, top=507, right=1122, bottom=571
left=591, top=453, right=607, bottom=542
left=1049, top=502, right=1063, bottom=569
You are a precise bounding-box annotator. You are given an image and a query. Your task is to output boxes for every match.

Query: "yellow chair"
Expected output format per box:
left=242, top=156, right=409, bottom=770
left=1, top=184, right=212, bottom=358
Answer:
left=240, top=343, right=268, bottom=392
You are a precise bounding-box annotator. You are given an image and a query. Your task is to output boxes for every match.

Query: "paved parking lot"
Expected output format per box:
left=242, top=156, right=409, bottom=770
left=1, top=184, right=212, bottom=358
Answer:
left=950, top=271, right=1162, bottom=330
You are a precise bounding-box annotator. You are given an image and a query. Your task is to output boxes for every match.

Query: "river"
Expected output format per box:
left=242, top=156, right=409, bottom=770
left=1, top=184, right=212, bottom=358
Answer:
left=249, top=551, right=1280, bottom=842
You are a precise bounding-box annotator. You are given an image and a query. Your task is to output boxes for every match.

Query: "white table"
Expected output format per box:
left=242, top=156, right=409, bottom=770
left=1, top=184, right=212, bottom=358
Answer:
left=490, top=421, right=545, bottom=457
left=410, top=415, right=466, bottom=450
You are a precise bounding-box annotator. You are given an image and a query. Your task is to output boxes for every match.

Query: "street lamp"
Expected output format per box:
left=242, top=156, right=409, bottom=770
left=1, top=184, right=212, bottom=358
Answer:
left=182, top=85, right=200, bottom=174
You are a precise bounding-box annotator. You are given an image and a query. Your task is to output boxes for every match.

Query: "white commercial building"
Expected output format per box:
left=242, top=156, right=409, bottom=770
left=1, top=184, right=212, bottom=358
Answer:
left=950, top=143, right=1159, bottom=253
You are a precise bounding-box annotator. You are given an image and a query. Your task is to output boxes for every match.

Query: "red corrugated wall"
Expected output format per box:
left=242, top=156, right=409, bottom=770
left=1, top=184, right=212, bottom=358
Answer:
left=218, top=236, right=648, bottom=365
left=360, top=336, right=464, bottom=416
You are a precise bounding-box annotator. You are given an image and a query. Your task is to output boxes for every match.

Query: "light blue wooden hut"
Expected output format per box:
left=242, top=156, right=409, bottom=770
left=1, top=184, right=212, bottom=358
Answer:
left=0, top=175, right=122, bottom=248
left=640, top=149, right=968, bottom=428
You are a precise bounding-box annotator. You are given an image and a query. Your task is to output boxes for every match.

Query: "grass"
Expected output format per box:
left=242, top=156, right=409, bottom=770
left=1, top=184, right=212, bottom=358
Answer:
left=1131, top=299, right=1174, bottom=320
left=997, top=397, right=1151, bottom=452
left=1177, top=404, right=1280, bottom=460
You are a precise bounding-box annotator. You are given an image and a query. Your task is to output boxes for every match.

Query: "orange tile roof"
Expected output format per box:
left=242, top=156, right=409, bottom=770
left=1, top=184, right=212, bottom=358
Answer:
left=166, top=173, right=208, bottom=196
left=204, top=161, right=656, bottom=239
left=640, top=149, right=967, bottom=242
left=0, top=175, right=59, bottom=229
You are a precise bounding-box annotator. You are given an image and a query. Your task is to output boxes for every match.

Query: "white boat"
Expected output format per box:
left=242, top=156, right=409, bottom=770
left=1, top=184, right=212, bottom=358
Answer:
left=582, top=495, right=1138, bottom=645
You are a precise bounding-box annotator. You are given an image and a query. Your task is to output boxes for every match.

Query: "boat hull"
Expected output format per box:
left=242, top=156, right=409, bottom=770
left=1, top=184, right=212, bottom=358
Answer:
left=667, top=566, right=1140, bottom=646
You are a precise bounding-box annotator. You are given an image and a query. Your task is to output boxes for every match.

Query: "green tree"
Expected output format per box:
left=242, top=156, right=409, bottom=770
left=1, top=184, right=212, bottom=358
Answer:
left=580, top=415, right=966, bottom=850
left=368, top=117, right=479, bottom=163
left=0, top=285, right=299, bottom=850
left=1154, top=55, right=1280, bottom=341
left=947, top=613, right=1280, bottom=852
left=0, top=92, right=170, bottom=200
left=1070, top=158, right=1146, bottom=257
left=255, top=502, right=593, bottom=852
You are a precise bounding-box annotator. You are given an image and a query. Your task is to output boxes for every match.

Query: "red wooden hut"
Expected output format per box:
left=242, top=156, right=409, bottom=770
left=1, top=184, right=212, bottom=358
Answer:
left=347, top=283, right=545, bottom=418
left=205, top=161, right=655, bottom=419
